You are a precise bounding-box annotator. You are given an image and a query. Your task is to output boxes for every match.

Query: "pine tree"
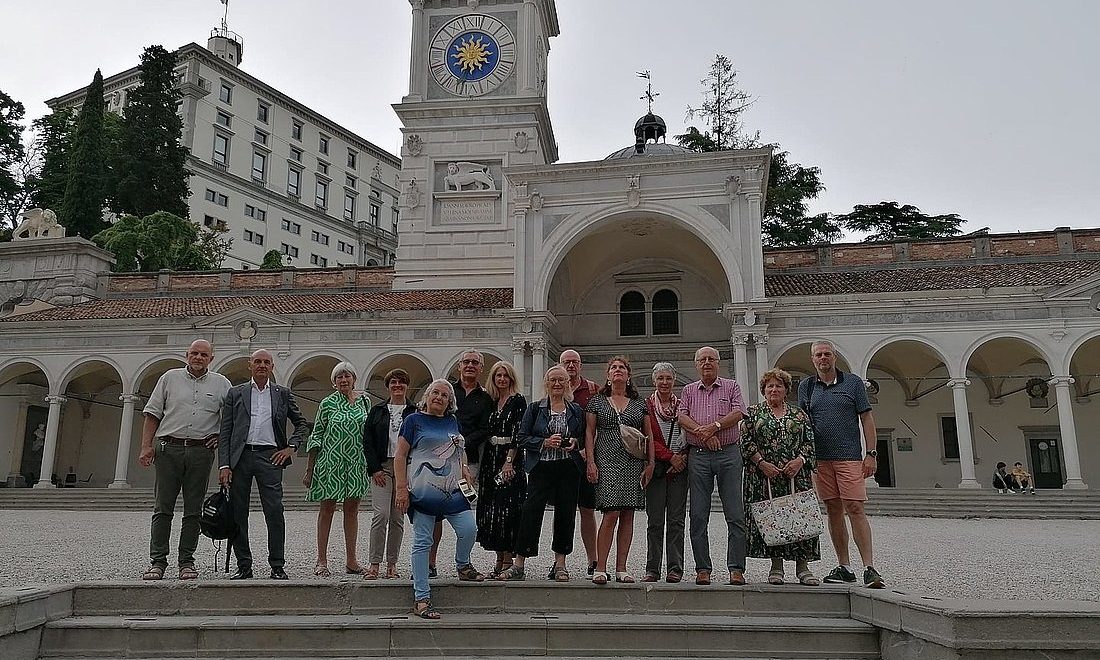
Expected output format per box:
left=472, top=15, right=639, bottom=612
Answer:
left=27, top=108, right=75, bottom=214
left=60, top=69, right=109, bottom=239
left=0, top=89, right=27, bottom=233
left=837, top=201, right=964, bottom=242
left=112, top=45, right=189, bottom=218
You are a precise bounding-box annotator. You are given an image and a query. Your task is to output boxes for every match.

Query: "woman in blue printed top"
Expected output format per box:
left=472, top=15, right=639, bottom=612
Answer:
left=395, top=378, right=484, bottom=620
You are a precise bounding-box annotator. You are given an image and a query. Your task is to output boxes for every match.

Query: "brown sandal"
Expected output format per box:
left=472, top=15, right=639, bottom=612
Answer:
left=364, top=564, right=380, bottom=580
left=178, top=565, right=198, bottom=580
left=142, top=565, right=165, bottom=581
left=412, top=600, right=441, bottom=620
left=457, top=564, right=485, bottom=582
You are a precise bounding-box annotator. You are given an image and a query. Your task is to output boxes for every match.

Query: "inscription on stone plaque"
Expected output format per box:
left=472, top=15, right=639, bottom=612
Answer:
left=439, top=199, right=496, bottom=225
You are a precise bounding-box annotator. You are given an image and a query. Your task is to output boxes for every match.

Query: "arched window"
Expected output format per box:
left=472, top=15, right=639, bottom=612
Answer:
left=366, top=259, right=379, bottom=266
left=652, top=289, right=680, bottom=335
left=619, top=291, right=646, bottom=336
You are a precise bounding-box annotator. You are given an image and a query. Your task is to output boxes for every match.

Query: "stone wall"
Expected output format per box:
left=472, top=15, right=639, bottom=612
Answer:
left=0, top=238, right=115, bottom=314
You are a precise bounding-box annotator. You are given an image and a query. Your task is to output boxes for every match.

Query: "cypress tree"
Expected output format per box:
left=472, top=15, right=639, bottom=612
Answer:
left=60, top=69, right=108, bottom=239
left=28, top=108, right=75, bottom=214
left=112, top=45, right=189, bottom=218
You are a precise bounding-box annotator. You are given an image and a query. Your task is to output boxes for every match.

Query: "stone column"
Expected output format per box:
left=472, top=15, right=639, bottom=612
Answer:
left=521, top=0, right=538, bottom=92
left=732, top=333, right=751, bottom=401
left=754, top=334, right=770, bottom=385
left=5, top=400, right=30, bottom=485
left=531, top=337, right=547, bottom=401
left=948, top=378, right=980, bottom=489
left=109, top=394, right=141, bottom=489
left=1050, top=376, right=1087, bottom=489
left=407, top=0, right=426, bottom=101
left=511, top=338, right=527, bottom=398
left=33, top=395, right=66, bottom=489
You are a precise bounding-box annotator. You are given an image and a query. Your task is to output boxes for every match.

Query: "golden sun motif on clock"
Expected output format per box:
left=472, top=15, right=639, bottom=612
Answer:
left=429, top=14, right=516, bottom=98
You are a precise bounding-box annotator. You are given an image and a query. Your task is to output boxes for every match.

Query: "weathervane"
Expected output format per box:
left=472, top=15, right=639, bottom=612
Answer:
left=637, top=70, right=659, bottom=113
left=219, top=0, right=230, bottom=30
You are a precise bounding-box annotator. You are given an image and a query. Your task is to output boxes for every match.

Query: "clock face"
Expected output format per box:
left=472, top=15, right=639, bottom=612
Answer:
left=429, top=14, right=516, bottom=97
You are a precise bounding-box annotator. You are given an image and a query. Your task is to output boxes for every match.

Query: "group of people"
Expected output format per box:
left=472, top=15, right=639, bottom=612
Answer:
left=992, top=461, right=1036, bottom=494
left=139, top=338, right=888, bottom=620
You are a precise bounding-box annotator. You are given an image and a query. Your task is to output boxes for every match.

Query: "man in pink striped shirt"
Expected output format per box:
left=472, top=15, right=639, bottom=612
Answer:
left=676, top=346, right=748, bottom=586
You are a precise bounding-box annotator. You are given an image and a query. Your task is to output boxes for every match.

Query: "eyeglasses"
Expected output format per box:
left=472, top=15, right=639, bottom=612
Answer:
left=460, top=359, right=481, bottom=366
left=696, top=356, right=719, bottom=363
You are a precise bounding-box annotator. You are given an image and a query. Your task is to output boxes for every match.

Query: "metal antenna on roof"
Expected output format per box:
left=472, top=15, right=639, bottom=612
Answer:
left=220, top=0, right=230, bottom=31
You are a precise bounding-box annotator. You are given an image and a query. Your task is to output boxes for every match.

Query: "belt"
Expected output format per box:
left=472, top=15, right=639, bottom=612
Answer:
left=245, top=444, right=277, bottom=451
left=160, top=436, right=208, bottom=447
left=489, top=436, right=512, bottom=446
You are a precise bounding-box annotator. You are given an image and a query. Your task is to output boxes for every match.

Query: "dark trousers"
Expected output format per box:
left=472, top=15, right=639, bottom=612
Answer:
left=149, top=441, right=214, bottom=568
left=230, top=446, right=286, bottom=570
left=645, top=469, right=689, bottom=576
left=514, top=459, right=580, bottom=558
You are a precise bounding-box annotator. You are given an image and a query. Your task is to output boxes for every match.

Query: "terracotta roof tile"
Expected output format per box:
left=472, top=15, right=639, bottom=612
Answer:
left=3, top=289, right=514, bottom=322
left=764, top=260, right=1100, bottom=297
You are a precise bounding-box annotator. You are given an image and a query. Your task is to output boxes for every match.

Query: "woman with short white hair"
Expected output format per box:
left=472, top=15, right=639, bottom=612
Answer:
left=303, top=361, right=370, bottom=576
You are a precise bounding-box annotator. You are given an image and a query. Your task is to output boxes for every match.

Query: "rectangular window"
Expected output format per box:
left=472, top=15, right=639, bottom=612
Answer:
left=369, top=203, right=380, bottom=226
left=243, top=229, right=263, bottom=245
left=337, top=241, right=354, bottom=255
left=392, top=208, right=399, bottom=234
left=289, top=146, right=303, bottom=162
left=319, top=135, right=329, bottom=155
left=203, top=215, right=226, bottom=231
left=212, top=133, right=229, bottom=166
left=245, top=205, right=266, bottom=221
left=281, top=219, right=301, bottom=234
left=346, top=175, right=357, bottom=189
left=215, top=110, right=232, bottom=128
left=291, top=119, right=303, bottom=141
left=281, top=243, right=299, bottom=258
left=315, top=179, right=328, bottom=209
left=344, top=193, right=355, bottom=220
left=310, top=254, right=328, bottom=267
left=219, top=82, right=232, bottom=104
left=257, top=101, right=270, bottom=123
left=254, top=129, right=268, bottom=146
left=204, top=189, right=228, bottom=207
left=941, top=416, right=961, bottom=461
left=251, top=151, right=267, bottom=182
left=347, top=149, right=357, bottom=169
left=310, top=230, right=330, bottom=246
left=287, top=168, right=301, bottom=197
left=317, top=161, right=329, bottom=176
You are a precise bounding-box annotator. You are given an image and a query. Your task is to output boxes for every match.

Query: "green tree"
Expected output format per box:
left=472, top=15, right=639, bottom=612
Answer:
left=260, top=249, right=284, bottom=269
left=112, top=45, right=189, bottom=218
left=762, top=151, right=841, bottom=246
left=0, top=89, right=27, bottom=234
left=92, top=211, right=230, bottom=272
left=60, top=69, right=109, bottom=239
left=684, top=54, right=759, bottom=151
left=837, top=201, right=964, bottom=242
left=26, top=108, right=74, bottom=216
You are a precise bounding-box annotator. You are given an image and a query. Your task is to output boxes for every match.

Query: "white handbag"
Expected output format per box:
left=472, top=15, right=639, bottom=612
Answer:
left=749, top=477, right=824, bottom=547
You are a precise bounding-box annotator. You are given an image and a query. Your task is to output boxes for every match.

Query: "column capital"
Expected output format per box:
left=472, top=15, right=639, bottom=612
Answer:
left=753, top=333, right=768, bottom=346
left=511, top=338, right=528, bottom=353
left=119, top=394, right=142, bottom=404
left=529, top=336, right=547, bottom=351
left=731, top=332, right=751, bottom=346
left=947, top=378, right=971, bottom=389
left=1048, top=375, right=1075, bottom=387
left=44, top=394, right=67, bottom=405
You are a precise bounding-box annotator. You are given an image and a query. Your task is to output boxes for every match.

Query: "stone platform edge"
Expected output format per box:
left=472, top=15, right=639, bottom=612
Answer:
left=4, top=582, right=1100, bottom=660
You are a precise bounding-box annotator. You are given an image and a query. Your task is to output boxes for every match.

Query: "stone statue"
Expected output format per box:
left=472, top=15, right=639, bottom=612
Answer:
left=13, top=209, right=66, bottom=240
left=444, top=162, right=495, bottom=191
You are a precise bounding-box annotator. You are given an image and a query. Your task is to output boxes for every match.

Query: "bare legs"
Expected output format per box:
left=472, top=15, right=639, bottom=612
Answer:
left=594, top=510, right=636, bottom=575
left=824, top=498, right=873, bottom=567
left=316, top=498, right=362, bottom=571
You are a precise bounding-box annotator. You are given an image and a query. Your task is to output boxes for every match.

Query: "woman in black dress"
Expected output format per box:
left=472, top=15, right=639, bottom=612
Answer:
left=476, top=360, right=527, bottom=577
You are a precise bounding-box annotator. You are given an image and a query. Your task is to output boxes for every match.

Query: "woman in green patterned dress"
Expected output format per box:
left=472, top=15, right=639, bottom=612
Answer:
left=304, top=361, right=370, bottom=577
left=740, top=368, right=821, bottom=586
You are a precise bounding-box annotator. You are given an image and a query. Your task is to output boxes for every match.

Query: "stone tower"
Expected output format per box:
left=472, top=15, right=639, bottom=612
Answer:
left=392, top=0, right=559, bottom=290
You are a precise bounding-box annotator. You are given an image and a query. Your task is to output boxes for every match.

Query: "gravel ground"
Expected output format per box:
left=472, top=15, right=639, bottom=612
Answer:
left=1, top=510, right=1094, bottom=601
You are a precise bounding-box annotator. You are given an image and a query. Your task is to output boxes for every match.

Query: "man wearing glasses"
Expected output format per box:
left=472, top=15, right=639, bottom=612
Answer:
left=676, top=346, right=748, bottom=586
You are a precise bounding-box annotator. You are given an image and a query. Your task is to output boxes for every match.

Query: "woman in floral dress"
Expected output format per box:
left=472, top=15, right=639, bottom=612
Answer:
left=304, top=361, right=370, bottom=576
left=740, top=368, right=821, bottom=586
left=476, top=360, right=527, bottom=576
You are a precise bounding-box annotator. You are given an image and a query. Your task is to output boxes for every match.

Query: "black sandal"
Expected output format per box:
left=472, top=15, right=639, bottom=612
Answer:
left=412, top=600, right=441, bottom=620
left=457, top=564, right=485, bottom=582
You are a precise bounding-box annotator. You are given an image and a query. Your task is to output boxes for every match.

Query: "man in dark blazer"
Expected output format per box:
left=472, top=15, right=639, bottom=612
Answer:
left=218, top=349, right=310, bottom=579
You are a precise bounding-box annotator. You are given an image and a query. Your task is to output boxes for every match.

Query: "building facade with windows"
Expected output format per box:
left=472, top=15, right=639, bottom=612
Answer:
left=1, top=1, right=1096, bottom=493
left=46, top=29, right=402, bottom=269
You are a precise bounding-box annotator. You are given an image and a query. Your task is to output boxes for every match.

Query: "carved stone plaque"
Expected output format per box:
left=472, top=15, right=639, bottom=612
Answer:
left=439, top=199, right=496, bottom=225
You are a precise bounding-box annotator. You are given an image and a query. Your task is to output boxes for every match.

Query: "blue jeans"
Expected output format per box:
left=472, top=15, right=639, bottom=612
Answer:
left=411, top=508, right=477, bottom=602
left=688, top=444, right=747, bottom=573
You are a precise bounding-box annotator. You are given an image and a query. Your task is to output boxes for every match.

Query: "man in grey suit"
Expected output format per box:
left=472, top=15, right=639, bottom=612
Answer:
left=218, top=349, right=310, bottom=579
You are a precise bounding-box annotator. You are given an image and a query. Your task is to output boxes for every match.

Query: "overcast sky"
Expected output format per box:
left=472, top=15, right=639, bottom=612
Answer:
left=3, top=0, right=1097, bottom=236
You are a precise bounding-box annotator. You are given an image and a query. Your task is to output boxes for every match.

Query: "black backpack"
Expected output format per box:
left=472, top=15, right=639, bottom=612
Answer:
left=200, top=487, right=237, bottom=572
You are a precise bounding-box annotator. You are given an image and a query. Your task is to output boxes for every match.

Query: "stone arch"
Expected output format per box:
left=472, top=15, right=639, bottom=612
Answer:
left=771, top=339, right=855, bottom=378
left=444, top=349, right=507, bottom=383
left=863, top=337, right=953, bottom=404
left=959, top=332, right=1058, bottom=379
left=365, top=352, right=434, bottom=404
left=131, top=355, right=188, bottom=395
left=859, top=335, right=953, bottom=379
left=534, top=203, right=746, bottom=313
left=215, top=356, right=252, bottom=386
left=58, top=355, right=126, bottom=393
left=284, top=350, right=353, bottom=386
left=1066, top=331, right=1100, bottom=399
left=57, top=359, right=126, bottom=488
left=287, top=354, right=348, bottom=420
left=0, top=360, right=52, bottom=486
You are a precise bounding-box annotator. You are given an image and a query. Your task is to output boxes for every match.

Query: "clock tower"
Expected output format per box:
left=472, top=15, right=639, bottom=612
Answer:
left=393, top=0, right=559, bottom=290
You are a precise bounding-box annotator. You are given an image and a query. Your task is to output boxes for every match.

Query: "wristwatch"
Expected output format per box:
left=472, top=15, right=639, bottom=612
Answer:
left=714, top=421, right=722, bottom=430
left=866, top=449, right=878, bottom=458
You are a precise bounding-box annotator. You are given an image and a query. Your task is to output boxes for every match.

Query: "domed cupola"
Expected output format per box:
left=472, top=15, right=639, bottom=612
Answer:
left=604, top=71, right=692, bottom=160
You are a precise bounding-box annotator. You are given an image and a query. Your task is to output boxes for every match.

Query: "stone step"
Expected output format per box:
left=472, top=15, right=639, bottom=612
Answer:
left=68, top=581, right=855, bottom=619
left=39, top=613, right=881, bottom=659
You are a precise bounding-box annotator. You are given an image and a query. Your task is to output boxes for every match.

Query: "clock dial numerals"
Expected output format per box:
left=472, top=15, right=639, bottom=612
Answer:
left=429, top=14, right=516, bottom=97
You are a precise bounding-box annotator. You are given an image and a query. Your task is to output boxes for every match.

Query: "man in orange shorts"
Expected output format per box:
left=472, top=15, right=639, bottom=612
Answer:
left=797, top=340, right=885, bottom=588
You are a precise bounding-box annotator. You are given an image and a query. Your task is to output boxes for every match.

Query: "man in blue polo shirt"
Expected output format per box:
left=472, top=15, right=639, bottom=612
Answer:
left=798, top=340, right=885, bottom=588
